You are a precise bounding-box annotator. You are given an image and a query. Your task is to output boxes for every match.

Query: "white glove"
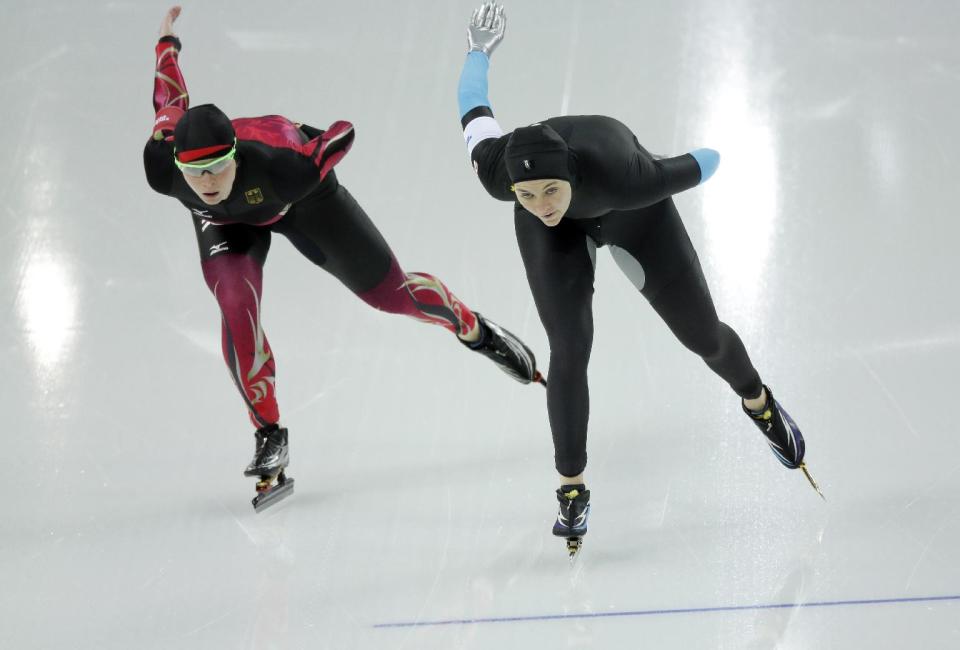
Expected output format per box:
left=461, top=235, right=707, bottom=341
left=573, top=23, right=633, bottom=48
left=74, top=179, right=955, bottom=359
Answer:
left=467, top=2, right=506, bottom=57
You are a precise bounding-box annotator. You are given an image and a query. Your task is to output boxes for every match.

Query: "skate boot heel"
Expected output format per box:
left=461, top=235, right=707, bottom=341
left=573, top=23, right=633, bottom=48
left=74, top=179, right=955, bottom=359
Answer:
left=552, top=485, right=590, bottom=558
left=465, top=314, right=546, bottom=388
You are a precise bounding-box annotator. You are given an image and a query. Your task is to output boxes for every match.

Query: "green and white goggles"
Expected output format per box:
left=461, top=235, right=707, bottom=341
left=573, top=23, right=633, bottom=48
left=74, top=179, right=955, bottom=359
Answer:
left=174, top=139, right=237, bottom=176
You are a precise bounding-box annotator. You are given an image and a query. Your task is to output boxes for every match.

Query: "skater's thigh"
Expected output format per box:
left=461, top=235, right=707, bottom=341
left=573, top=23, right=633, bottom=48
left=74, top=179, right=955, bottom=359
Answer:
left=645, top=260, right=723, bottom=346
left=602, top=202, right=724, bottom=334
left=273, top=179, right=394, bottom=295
left=601, top=198, right=699, bottom=303
left=193, top=217, right=271, bottom=268
left=515, top=211, right=596, bottom=340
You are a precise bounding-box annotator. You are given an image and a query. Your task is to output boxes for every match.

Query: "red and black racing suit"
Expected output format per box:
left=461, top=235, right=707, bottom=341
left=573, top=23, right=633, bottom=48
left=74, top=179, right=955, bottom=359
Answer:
left=144, top=36, right=478, bottom=428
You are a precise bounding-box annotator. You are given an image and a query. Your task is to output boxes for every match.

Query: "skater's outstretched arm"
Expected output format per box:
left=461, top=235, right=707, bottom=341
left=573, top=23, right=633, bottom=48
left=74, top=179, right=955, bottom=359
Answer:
left=458, top=2, right=514, bottom=201
left=151, top=6, right=189, bottom=141
left=144, top=6, right=190, bottom=196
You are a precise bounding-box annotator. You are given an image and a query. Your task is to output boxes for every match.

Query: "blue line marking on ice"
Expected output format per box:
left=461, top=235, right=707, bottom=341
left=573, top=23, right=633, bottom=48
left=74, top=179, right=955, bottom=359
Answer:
left=373, top=593, right=960, bottom=629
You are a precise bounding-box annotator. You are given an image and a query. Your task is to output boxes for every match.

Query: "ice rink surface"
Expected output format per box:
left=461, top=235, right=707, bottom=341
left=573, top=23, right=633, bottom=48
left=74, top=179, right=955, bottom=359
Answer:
left=4, top=1, right=960, bottom=648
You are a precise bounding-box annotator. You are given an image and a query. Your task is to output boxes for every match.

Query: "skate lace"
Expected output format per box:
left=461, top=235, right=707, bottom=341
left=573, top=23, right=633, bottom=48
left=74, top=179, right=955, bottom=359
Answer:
left=560, top=490, right=580, bottom=518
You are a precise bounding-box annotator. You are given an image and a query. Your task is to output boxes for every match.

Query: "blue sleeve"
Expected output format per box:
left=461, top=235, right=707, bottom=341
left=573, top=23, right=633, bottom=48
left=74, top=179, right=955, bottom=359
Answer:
left=458, top=51, right=491, bottom=119
left=689, top=148, right=720, bottom=184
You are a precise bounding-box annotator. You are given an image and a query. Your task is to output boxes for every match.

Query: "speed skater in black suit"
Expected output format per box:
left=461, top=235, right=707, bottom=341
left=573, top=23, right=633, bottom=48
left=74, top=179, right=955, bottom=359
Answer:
left=457, top=2, right=822, bottom=556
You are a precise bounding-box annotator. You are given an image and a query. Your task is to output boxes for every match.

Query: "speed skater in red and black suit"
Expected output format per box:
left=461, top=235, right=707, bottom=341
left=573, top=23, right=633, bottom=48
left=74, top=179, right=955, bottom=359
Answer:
left=143, top=6, right=544, bottom=511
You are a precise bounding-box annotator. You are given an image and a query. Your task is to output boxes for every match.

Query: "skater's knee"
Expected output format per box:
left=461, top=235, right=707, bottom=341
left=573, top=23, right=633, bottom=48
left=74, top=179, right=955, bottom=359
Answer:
left=549, top=341, right=592, bottom=377
left=355, top=268, right=422, bottom=315
left=209, top=278, right=261, bottom=318
left=544, top=312, right=593, bottom=359
left=689, top=327, right=724, bottom=361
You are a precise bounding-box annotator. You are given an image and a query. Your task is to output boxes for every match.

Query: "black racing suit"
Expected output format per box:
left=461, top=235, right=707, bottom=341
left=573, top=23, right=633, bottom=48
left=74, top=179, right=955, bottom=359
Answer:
left=465, top=108, right=763, bottom=477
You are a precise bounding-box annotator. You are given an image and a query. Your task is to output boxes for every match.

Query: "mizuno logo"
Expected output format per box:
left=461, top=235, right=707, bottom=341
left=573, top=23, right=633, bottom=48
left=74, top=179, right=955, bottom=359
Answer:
left=209, top=242, right=230, bottom=255
left=192, top=208, right=212, bottom=219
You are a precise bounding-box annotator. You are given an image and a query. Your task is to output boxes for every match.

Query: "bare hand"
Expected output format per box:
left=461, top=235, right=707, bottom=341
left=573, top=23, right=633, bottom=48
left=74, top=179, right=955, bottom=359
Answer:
left=159, top=5, right=181, bottom=38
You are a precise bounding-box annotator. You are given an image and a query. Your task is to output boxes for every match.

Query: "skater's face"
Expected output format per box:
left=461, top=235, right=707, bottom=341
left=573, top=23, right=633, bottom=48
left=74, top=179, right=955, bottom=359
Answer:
left=181, top=158, right=237, bottom=205
left=513, top=179, right=572, bottom=227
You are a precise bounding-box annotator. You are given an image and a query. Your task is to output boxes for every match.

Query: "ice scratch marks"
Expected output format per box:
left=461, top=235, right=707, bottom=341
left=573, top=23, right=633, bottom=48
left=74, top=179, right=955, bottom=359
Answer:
left=220, top=498, right=258, bottom=547
left=902, top=514, right=954, bottom=593
left=397, top=486, right=454, bottom=649
left=0, top=45, right=69, bottom=86
left=848, top=332, right=960, bottom=356
left=853, top=351, right=920, bottom=440
left=181, top=608, right=234, bottom=638
left=657, top=483, right=671, bottom=528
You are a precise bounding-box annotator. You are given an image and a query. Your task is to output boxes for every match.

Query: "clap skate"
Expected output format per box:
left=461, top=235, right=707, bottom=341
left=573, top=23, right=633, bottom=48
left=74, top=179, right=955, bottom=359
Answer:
left=464, top=314, right=547, bottom=386
left=244, top=424, right=295, bottom=511
left=744, top=385, right=824, bottom=499
left=552, top=485, right=590, bottom=558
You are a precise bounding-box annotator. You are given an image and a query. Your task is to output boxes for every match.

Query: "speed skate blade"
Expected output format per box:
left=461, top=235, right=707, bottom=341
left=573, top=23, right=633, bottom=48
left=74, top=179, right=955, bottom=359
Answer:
left=566, top=536, right=583, bottom=559
left=252, top=477, right=295, bottom=512
left=799, top=463, right=825, bottom=501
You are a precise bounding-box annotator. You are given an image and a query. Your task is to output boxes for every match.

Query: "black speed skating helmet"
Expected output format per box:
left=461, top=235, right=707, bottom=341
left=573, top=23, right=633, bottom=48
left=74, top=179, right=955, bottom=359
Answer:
left=505, top=123, right=572, bottom=184
left=173, top=104, right=235, bottom=163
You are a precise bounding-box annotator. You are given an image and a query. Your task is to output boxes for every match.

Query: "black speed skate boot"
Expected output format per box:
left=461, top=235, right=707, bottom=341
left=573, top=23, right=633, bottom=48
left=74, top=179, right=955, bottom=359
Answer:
left=743, top=385, right=823, bottom=499
left=552, top=484, right=591, bottom=558
left=463, top=314, right=546, bottom=386
left=244, top=423, right=295, bottom=512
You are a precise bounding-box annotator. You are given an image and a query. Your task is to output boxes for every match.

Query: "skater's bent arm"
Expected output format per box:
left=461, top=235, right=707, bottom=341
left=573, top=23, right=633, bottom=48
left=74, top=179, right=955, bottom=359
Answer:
left=300, top=121, right=355, bottom=183
left=267, top=121, right=357, bottom=203
left=616, top=151, right=712, bottom=210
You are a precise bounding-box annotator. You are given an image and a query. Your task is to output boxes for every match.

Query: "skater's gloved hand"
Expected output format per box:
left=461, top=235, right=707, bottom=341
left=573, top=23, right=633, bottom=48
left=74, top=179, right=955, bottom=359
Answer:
left=159, top=5, right=181, bottom=38
left=467, top=2, right=506, bottom=57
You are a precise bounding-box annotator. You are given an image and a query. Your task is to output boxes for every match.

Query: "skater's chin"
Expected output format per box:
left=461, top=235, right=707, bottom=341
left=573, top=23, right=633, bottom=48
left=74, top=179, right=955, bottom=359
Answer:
left=540, top=211, right=564, bottom=226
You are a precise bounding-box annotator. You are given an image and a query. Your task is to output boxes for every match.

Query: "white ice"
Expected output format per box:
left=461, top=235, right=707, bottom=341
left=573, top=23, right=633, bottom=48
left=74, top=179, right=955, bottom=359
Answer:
left=3, top=1, right=960, bottom=648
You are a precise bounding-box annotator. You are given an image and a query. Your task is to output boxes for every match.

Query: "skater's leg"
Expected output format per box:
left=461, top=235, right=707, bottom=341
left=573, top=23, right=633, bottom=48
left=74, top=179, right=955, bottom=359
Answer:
left=603, top=201, right=813, bottom=480
left=274, top=176, right=541, bottom=382
left=194, top=218, right=279, bottom=428
left=515, top=211, right=597, bottom=478
left=645, top=265, right=763, bottom=398
left=273, top=178, right=477, bottom=336
left=602, top=200, right=762, bottom=398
